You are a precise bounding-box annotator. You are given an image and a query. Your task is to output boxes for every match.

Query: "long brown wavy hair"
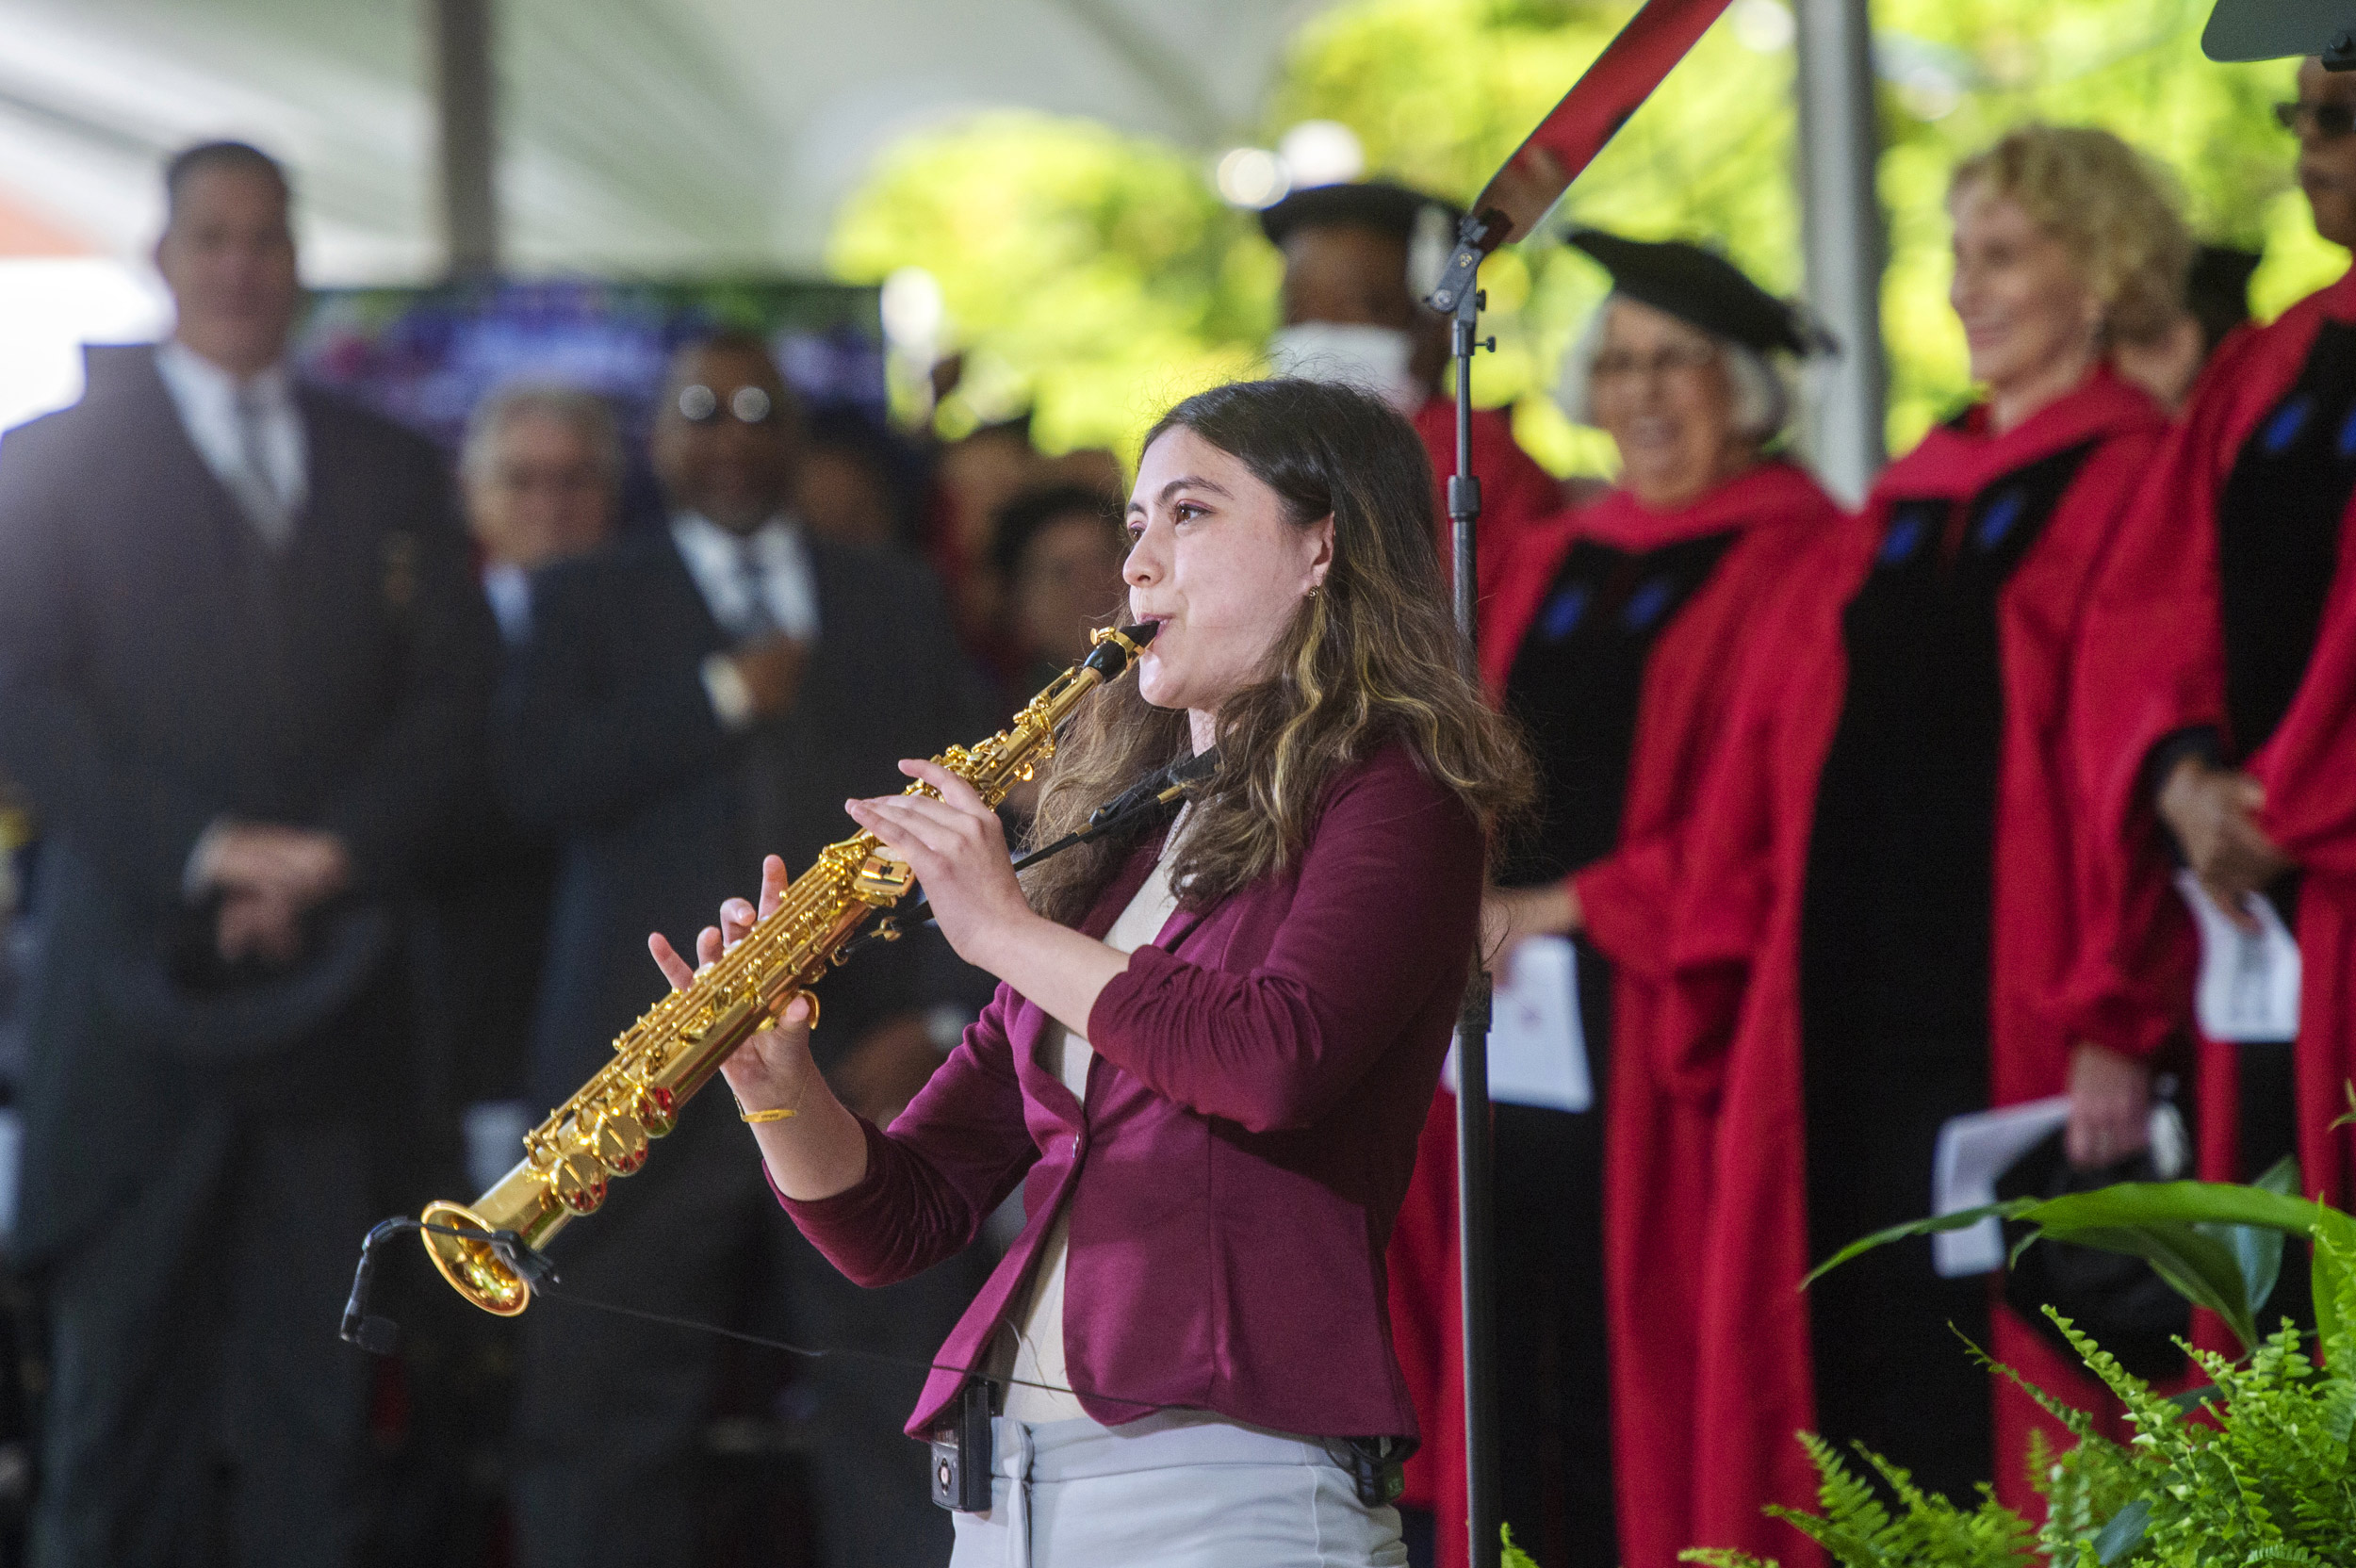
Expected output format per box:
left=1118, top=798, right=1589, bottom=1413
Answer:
left=1022, top=377, right=1534, bottom=926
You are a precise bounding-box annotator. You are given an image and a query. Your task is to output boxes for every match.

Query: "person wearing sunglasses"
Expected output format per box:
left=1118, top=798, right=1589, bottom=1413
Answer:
left=2074, top=54, right=2356, bottom=1282
left=495, top=332, right=1002, bottom=1568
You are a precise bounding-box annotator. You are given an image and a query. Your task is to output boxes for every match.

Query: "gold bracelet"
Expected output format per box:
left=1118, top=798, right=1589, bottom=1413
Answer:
left=740, top=1105, right=797, bottom=1124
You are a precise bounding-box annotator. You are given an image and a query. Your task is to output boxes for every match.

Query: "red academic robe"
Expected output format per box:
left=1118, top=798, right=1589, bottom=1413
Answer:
left=2072, top=267, right=2356, bottom=1210
left=1412, top=398, right=1561, bottom=603
left=1386, top=460, right=1841, bottom=1568
left=1669, top=370, right=2175, bottom=1568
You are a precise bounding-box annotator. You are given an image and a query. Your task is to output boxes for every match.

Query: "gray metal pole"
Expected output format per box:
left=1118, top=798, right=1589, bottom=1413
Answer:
left=1792, top=0, right=1886, bottom=503
left=430, top=0, right=499, bottom=279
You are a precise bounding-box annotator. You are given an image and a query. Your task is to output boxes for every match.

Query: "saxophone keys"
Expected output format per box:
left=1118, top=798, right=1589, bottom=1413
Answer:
left=547, top=1152, right=608, bottom=1215
left=852, top=854, right=914, bottom=902
left=586, top=1111, right=649, bottom=1175
left=632, top=1085, right=678, bottom=1135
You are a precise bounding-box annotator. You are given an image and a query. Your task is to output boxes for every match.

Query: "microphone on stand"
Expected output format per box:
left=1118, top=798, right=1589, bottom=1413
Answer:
left=340, top=1217, right=406, bottom=1356
left=340, top=1215, right=562, bottom=1356
left=1422, top=7, right=1739, bottom=1564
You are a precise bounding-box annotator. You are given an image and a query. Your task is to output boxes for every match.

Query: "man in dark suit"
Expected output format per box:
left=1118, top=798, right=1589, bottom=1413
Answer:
left=0, top=141, right=497, bottom=1568
left=499, top=335, right=997, bottom=1568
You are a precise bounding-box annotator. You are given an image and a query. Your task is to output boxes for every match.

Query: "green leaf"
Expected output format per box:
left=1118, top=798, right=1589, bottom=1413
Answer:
left=1803, top=1200, right=2036, bottom=1287
left=2197, top=1156, right=2302, bottom=1328
left=1814, top=1180, right=2356, bottom=1354
left=2023, top=1181, right=2325, bottom=1235
left=2020, top=1219, right=2261, bottom=1351
left=2089, top=1496, right=2151, bottom=1565
left=2201, top=1217, right=2286, bottom=1334
left=2314, top=1234, right=2347, bottom=1354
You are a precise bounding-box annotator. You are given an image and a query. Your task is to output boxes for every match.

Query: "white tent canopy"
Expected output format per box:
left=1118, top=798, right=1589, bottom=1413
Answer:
left=0, top=0, right=1889, bottom=498
left=0, top=0, right=1333, bottom=282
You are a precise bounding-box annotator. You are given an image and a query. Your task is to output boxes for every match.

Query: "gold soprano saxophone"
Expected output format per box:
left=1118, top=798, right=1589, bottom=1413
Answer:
left=420, top=622, right=1157, bottom=1315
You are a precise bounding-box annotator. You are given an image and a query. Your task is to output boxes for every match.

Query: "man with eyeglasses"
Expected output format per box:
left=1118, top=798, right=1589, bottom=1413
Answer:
left=2074, top=55, right=2356, bottom=1251
left=498, top=333, right=997, bottom=1568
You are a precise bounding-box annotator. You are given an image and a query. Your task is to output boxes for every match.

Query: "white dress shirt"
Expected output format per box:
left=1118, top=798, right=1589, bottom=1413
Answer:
left=669, top=512, right=820, bottom=729
left=482, top=562, right=533, bottom=645
left=153, top=338, right=307, bottom=538
left=999, top=814, right=1186, bottom=1424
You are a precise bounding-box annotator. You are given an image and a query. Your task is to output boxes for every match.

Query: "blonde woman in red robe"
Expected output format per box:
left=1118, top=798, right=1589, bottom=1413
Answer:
left=1666, top=126, right=2191, bottom=1567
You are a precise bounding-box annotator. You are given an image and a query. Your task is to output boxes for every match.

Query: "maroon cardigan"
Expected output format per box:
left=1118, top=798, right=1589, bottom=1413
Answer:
left=778, top=742, right=1482, bottom=1440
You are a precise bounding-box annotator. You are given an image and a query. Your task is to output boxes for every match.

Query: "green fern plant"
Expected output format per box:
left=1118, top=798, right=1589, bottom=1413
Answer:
left=1676, top=1431, right=2036, bottom=1568
left=1679, top=1194, right=2356, bottom=1568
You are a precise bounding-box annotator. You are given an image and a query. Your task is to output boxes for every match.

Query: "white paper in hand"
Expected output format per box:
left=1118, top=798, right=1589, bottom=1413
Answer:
left=2175, top=870, right=2301, bottom=1042
left=1928, top=1097, right=2189, bottom=1278
left=1443, top=935, right=1592, bottom=1113
left=1929, top=1097, right=2069, bottom=1277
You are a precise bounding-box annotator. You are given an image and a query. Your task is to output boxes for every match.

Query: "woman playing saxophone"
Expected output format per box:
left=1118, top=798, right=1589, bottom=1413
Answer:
left=653, top=378, right=1530, bottom=1567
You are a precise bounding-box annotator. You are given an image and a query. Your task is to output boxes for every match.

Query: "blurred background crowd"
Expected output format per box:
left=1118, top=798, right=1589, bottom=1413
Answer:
left=0, top=2, right=2345, bottom=1568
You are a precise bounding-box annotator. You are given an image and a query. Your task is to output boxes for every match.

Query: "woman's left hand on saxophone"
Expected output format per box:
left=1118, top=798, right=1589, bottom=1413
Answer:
left=647, top=855, right=871, bottom=1200
left=843, top=759, right=1038, bottom=970
left=849, top=758, right=1134, bottom=1044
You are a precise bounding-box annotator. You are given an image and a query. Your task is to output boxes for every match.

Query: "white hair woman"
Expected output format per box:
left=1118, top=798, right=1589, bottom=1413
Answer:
left=1396, top=231, right=1841, bottom=1568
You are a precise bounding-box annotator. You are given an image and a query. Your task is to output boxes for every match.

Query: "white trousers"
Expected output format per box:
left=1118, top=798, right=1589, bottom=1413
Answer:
left=945, top=1410, right=1410, bottom=1568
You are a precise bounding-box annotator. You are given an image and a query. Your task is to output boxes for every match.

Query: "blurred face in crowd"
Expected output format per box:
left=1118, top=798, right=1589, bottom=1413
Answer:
left=938, top=428, right=1039, bottom=558
left=155, top=162, right=301, bottom=378
left=1587, top=298, right=1753, bottom=511
left=1123, top=427, right=1332, bottom=723
left=797, top=446, right=897, bottom=547
left=651, top=343, right=804, bottom=535
left=1013, top=508, right=1128, bottom=666
left=1280, top=225, right=1448, bottom=392
left=2294, top=57, right=2356, bottom=250
left=1949, top=179, right=2102, bottom=410
left=466, top=409, right=616, bottom=571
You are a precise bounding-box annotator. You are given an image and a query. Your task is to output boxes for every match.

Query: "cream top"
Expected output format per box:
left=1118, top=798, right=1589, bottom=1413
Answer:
left=998, top=820, right=1186, bottom=1423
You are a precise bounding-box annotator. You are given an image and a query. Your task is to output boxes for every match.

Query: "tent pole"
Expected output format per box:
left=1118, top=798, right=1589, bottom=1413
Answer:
left=1793, top=0, right=1886, bottom=503
left=430, top=0, right=499, bottom=280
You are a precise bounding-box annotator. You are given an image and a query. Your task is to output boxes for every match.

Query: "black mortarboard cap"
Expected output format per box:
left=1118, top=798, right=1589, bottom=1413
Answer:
left=1565, top=228, right=1832, bottom=357
left=1259, top=180, right=1464, bottom=249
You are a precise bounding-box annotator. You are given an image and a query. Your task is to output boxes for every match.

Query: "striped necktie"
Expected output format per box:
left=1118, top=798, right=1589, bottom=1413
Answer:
left=731, top=536, right=780, bottom=640
left=229, top=384, right=294, bottom=547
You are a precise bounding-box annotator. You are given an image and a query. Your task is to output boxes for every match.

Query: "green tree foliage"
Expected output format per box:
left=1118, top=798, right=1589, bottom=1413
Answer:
left=826, top=113, right=1276, bottom=454
left=828, top=0, right=2343, bottom=470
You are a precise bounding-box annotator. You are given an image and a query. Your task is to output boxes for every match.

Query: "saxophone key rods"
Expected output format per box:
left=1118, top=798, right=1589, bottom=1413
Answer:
left=419, top=622, right=1158, bottom=1315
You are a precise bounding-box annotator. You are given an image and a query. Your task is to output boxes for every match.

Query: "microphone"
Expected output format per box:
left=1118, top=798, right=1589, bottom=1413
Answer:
left=489, top=1229, right=563, bottom=1288
left=340, top=1217, right=406, bottom=1356
left=338, top=1216, right=563, bottom=1356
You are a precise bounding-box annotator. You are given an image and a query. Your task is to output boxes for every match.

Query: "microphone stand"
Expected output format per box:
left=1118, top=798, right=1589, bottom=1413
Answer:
left=1432, top=219, right=1503, bottom=1568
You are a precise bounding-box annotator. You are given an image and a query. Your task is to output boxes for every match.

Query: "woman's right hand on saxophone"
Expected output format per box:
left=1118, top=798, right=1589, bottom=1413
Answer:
left=647, top=854, right=872, bottom=1200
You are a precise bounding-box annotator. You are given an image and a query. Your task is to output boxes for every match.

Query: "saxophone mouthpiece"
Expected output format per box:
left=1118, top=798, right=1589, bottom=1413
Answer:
left=1083, top=621, right=1158, bottom=678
